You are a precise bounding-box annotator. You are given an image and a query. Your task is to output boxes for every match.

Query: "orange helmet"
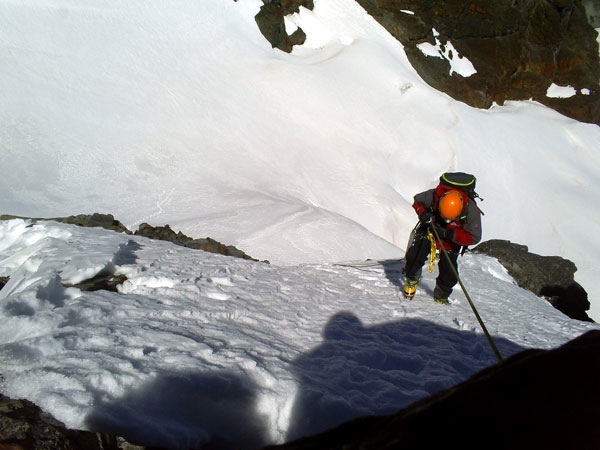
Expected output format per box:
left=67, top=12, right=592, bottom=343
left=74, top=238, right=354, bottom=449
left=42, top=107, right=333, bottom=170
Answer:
left=438, top=190, right=463, bottom=221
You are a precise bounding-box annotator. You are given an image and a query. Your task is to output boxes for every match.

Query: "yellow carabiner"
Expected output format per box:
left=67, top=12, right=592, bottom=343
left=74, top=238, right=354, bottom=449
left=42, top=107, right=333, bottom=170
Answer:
left=427, top=230, right=437, bottom=273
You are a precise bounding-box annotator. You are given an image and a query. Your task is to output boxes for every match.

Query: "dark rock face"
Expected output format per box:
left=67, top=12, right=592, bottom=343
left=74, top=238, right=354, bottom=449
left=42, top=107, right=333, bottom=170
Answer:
left=0, top=213, right=131, bottom=234
left=134, top=223, right=258, bottom=261
left=254, top=0, right=600, bottom=125
left=261, top=329, right=600, bottom=450
left=64, top=273, right=129, bottom=293
left=357, top=0, right=600, bottom=125
left=0, top=393, right=105, bottom=450
left=472, top=239, right=593, bottom=322
left=53, top=213, right=132, bottom=234
left=255, top=0, right=312, bottom=52
left=0, top=391, right=144, bottom=449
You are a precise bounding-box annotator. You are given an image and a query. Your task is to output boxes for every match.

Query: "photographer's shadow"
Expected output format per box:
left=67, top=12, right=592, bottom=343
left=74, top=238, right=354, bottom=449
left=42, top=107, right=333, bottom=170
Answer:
left=285, top=311, right=523, bottom=442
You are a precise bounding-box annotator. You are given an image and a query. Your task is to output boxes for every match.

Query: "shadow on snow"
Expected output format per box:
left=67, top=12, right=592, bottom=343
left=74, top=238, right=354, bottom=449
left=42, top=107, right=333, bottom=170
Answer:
left=285, top=312, right=524, bottom=442
left=85, top=312, right=525, bottom=449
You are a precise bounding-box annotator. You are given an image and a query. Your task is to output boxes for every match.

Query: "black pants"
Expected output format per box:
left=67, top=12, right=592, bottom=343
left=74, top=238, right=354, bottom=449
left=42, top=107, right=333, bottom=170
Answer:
left=404, top=224, right=459, bottom=299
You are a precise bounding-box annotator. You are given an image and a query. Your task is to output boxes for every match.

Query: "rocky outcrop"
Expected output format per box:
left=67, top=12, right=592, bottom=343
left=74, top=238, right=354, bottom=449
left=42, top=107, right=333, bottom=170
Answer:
left=0, top=393, right=105, bottom=450
left=63, top=273, right=129, bottom=293
left=358, top=0, right=600, bottom=125
left=254, top=0, right=600, bottom=125
left=472, top=239, right=593, bottom=322
left=254, top=0, right=312, bottom=52
left=0, top=214, right=257, bottom=262
left=135, top=223, right=258, bottom=261
left=0, top=213, right=131, bottom=234
left=261, top=329, right=600, bottom=450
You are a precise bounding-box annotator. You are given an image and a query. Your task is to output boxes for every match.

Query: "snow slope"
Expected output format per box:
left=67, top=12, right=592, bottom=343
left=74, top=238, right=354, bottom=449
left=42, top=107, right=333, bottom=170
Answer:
left=0, top=219, right=598, bottom=448
left=1, top=1, right=599, bottom=320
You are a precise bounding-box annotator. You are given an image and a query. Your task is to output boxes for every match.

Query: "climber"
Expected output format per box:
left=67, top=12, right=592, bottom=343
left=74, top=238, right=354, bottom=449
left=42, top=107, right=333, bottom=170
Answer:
left=403, top=172, right=482, bottom=304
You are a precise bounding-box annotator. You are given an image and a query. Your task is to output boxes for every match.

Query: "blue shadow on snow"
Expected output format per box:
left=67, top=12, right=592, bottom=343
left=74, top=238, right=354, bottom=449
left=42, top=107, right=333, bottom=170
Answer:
left=285, top=312, right=525, bottom=442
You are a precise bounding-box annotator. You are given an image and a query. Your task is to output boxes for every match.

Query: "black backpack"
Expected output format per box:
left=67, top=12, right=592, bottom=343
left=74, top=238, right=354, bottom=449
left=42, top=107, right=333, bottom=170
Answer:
left=439, top=172, right=479, bottom=201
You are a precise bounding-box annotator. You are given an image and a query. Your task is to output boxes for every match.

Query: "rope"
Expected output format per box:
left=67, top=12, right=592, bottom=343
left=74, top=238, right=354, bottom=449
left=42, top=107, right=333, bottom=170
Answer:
left=430, top=226, right=503, bottom=362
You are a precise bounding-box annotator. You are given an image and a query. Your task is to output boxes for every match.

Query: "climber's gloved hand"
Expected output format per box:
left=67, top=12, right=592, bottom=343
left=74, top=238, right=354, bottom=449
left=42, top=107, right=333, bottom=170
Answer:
left=419, top=210, right=434, bottom=225
left=434, top=225, right=454, bottom=242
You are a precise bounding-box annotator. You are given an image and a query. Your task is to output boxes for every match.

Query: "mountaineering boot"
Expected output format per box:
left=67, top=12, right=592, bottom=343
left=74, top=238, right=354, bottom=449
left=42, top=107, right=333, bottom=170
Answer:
left=433, top=285, right=449, bottom=304
left=403, top=279, right=418, bottom=299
